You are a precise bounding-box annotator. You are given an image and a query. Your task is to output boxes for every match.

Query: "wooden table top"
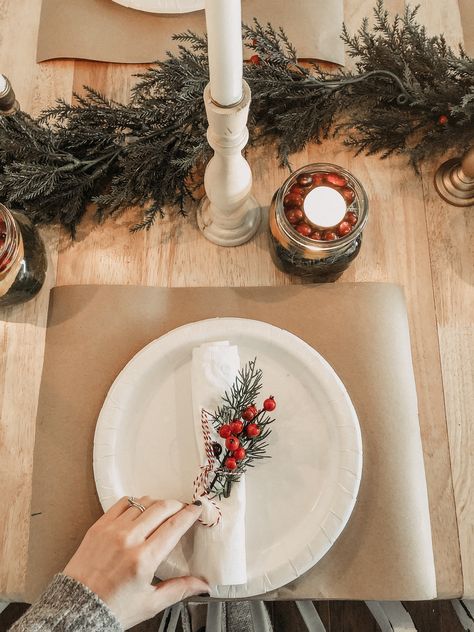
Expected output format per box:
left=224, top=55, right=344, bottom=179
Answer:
left=0, top=0, right=472, bottom=602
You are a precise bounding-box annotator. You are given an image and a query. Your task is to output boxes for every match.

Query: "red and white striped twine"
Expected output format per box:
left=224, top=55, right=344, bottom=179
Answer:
left=192, top=410, right=222, bottom=527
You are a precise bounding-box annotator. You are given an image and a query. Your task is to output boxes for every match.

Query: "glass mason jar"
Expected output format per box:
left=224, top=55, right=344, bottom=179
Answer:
left=0, top=203, right=47, bottom=307
left=269, top=163, right=369, bottom=282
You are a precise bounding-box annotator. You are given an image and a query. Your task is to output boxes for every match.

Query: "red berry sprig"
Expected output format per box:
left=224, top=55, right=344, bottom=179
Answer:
left=215, top=396, right=277, bottom=471
left=207, top=359, right=278, bottom=499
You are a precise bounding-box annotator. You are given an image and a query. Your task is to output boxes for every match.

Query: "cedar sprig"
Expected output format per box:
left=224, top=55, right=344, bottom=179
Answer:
left=205, top=359, right=276, bottom=499
left=338, top=0, right=474, bottom=168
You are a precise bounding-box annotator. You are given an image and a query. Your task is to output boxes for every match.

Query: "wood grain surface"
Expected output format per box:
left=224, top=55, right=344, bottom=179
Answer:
left=0, top=0, right=471, bottom=601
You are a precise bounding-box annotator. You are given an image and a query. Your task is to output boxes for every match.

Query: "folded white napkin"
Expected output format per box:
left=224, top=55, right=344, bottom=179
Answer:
left=157, top=341, right=247, bottom=589
left=190, top=341, right=247, bottom=587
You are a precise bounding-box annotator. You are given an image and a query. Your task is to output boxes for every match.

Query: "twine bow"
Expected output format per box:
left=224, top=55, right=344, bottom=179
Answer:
left=192, top=410, right=222, bottom=527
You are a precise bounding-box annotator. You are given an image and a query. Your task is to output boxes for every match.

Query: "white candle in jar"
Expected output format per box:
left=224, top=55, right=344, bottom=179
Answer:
left=0, top=75, right=7, bottom=93
left=304, top=186, right=346, bottom=228
left=205, top=0, right=243, bottom=106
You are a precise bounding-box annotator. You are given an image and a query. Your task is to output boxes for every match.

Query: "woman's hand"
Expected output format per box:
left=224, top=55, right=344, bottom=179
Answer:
left=64, top=497, right=209, bottom=630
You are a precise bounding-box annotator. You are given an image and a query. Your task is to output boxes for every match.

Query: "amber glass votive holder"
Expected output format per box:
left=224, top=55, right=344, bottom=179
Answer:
left=269, top=163, right=369, bottom=282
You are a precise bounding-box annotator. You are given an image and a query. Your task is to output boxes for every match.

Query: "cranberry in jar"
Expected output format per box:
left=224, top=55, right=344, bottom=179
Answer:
left=268, top=164, right=368, bottom=282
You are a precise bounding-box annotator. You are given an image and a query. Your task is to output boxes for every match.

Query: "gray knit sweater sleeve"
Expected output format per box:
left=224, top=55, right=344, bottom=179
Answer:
left=9, top=574, right=122, bottom=631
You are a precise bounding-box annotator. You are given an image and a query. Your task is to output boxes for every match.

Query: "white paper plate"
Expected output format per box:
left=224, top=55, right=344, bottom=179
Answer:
left=94, top=318, right=362, bottom=597
left=112, top=0, right=204, bottom=14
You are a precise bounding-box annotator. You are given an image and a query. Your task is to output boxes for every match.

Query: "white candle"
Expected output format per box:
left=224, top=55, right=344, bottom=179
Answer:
left=205, top=0, right=243, bottom=106
left=0, top=75, right=7, bottom=93
left=304, top=186, right=347, bottom=228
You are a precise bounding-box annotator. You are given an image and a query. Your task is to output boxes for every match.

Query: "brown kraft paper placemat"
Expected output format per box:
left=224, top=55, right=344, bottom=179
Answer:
left=460, top=0, right=474, bottom=56
left=25, top=283, right=436, bottom=602
left=37, top=0, right=344, bottom=64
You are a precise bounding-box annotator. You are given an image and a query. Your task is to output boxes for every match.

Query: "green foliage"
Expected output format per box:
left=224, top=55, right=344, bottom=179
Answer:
left=245, top=2, right=473, bottom=169
left=205, top=359, right=275, bottom=500
left=0, top=2, right=472, bottom=235
left=0, top=43, right=211, bottom=235
left=339, top=2, right=474, bottom=166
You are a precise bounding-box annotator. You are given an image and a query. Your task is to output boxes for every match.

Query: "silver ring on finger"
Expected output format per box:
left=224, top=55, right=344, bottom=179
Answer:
left=127, top=496, right=146, bottom=513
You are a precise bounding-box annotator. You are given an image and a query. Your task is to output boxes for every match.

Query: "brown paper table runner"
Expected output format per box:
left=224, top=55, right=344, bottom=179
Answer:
left=37, top=0, right=344, bottom=64
left=25, top=283, right=436, bottom=602
left=460, top=0, right=474, bottom=55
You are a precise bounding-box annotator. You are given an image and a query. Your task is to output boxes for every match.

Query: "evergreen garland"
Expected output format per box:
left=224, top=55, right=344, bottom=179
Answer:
left=0, top=1, right=472, bottom=235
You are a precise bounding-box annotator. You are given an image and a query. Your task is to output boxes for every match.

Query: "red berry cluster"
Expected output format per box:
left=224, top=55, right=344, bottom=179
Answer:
left=218, top=397, right=276, bottom=470
left=284, top=171, right=358, bottom=241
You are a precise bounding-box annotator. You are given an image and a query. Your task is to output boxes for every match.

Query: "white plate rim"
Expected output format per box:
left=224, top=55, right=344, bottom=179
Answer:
left=111, top=0, right=204, bottom=14
left=93, top=317, right=363, bottom=597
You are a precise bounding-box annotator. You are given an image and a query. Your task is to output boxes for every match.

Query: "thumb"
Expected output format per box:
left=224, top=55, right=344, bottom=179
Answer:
left=154, top=575, right=210, bottom=608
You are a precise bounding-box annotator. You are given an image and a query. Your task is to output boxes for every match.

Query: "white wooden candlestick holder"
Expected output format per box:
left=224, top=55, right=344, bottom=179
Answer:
left=197, top=81, right=261, bottom=246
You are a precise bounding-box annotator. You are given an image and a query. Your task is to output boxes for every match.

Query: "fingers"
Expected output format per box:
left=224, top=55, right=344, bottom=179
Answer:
left=97, top=497, right=197, bottom=551
left=132, top=499, right=185, bottom=540
left=116, top=496, right=154, bottom=523
left=147, top=503, right=202, bottom=559
left=153, top=576, right=210, bottom=609
left=96, top=496, right=133, bottom=524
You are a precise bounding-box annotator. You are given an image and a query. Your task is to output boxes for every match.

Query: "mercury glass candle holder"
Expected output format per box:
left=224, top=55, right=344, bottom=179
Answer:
left=0, top=204, right=47, bottom=307
left=268, top=163, right=368, bottom=282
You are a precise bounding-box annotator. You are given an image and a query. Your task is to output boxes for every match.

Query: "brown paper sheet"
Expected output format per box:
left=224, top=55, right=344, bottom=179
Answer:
left=25, top=283, right=436, bottom=602
left=36, top=0, right=344, bottom=64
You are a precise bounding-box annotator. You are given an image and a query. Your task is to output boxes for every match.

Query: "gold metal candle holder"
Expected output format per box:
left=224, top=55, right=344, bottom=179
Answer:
left=434, top=146, right=474, bottom=207
left=0, top=75, right=19, bottom=116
